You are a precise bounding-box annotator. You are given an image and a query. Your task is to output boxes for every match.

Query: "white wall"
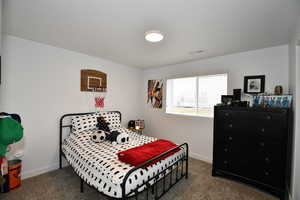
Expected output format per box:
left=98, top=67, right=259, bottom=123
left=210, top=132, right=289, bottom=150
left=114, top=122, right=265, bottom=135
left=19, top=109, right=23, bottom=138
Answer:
left=0, top=0, right=2, bottom=54
left=289, top=11, right=300, bottom=200
left=143, top=45, right=289, bottom=163
left=0, top=35, right=143, bottom=178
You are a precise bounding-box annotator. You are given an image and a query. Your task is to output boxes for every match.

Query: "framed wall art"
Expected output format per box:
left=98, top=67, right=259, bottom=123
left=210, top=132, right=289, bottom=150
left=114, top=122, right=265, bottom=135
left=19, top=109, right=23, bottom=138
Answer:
left=147, top=80, right=163, bottom=109
left=244, top=75, right=265, bottom=94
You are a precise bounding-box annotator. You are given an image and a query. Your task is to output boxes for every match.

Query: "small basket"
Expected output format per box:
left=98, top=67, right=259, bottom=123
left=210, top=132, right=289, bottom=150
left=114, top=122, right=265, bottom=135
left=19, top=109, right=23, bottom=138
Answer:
left=8, top=159, right=22, bottom=191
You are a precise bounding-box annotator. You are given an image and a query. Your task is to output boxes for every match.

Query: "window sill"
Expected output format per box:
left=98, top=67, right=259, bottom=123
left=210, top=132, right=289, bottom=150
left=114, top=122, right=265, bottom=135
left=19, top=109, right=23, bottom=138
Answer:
left=165, top=112, right=213, bottom=119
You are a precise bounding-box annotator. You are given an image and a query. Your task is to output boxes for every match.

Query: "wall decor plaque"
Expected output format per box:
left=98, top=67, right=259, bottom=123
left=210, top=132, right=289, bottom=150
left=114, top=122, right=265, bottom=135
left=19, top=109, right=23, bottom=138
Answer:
left=81, top=69, right=107, bottom=92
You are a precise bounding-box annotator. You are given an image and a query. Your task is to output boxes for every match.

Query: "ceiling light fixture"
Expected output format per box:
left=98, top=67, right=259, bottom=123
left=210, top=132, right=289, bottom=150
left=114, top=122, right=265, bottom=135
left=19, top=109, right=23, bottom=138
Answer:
left=145, top=30, right=164, bottom=43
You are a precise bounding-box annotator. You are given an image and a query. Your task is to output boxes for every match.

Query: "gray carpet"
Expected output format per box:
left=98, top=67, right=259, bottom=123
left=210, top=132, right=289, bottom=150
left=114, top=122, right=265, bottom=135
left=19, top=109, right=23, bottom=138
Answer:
left=1, top=158, right=278, bottom=200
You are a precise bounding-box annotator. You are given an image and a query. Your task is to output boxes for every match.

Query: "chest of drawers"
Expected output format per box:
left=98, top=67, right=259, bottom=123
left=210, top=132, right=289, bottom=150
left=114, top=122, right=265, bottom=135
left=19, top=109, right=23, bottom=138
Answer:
left=213, top=106, right=292, bottom=200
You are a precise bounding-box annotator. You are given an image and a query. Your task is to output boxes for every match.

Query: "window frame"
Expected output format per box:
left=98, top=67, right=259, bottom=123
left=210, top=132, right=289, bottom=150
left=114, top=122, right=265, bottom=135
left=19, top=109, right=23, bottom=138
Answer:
left=165, top=73, right=228, bottom=118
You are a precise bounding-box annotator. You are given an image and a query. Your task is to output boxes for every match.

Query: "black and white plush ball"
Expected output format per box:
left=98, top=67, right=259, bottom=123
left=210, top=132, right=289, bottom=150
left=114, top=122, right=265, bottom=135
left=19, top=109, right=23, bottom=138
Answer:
left=91, top=130, right=106, bottom=143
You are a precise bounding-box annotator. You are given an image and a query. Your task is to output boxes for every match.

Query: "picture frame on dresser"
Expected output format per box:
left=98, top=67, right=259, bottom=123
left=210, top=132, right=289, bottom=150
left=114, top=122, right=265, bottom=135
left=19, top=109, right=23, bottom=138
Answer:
left=221, top=95, right=234, bottom=105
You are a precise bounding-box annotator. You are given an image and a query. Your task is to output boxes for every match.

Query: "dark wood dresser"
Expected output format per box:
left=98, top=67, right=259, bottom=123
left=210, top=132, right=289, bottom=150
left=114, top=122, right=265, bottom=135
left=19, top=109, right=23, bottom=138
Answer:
left=212, top=106, right=292, bottom=200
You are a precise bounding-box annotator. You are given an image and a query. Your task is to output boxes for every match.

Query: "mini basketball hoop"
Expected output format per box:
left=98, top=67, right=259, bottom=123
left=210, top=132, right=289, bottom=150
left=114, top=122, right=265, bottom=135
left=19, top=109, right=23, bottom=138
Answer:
left=81, top=69, right=107, bottom=92
left=81, top=69, right=108, bottom=111
left=94, top=90, right=106, bottom=111
left=95, top=96, right=105, bottom=108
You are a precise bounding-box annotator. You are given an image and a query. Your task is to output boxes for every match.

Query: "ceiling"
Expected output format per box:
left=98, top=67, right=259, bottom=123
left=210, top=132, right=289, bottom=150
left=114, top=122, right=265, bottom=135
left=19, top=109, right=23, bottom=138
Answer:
left=3, top=0, right=300, bottom=69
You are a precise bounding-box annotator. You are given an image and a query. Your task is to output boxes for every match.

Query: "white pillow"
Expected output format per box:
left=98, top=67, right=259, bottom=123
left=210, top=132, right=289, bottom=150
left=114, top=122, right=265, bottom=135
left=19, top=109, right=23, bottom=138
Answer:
left=71, top=112, right=121, bottom=134
left=98, top=112, right=121, bottom=128
left=71, top=113, right=97, bottom=134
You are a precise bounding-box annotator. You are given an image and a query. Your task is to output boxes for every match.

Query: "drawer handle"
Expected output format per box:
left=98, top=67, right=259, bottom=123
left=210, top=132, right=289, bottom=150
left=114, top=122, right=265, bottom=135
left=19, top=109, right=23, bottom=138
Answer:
left=260, top=142, right=265, bottom=147
left=228, top=137, right=233, bottom=141
left=264, top=171, right=270, bottom=176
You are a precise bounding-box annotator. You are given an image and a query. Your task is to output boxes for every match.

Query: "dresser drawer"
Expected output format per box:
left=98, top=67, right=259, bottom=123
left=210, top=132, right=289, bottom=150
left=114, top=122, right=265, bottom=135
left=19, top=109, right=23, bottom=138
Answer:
left=253, top=110, right=287, bottom=121
left=253, top=127, right=285, bottom=141
left=217, top=110, right=235, bottom=119
left=255, top=140, right=285, bottom=154
left=255, top=167, right=284, bottom=188
left=216, top=119, right=255, bottom=134
left=255, top=140, right=285, bottom=166
left=216, top=112, right=287, bottom=140
left=214, top=157, right=232, bottom=171
left=217, top=109, right=287, bottom=120
left=214, top=139, right=254, bottom=177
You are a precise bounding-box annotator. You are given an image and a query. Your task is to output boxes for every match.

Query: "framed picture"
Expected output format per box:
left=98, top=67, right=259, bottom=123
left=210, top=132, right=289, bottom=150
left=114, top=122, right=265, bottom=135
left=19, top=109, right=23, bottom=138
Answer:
left=244, top=75, right=265, bottom=94
left=221, top=95, right=234, bottom=105
left=147, top=80, right=163, bottom=109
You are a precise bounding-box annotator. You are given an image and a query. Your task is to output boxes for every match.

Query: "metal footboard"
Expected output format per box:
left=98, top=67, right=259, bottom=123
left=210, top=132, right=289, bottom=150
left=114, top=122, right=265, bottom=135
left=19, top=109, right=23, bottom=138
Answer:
left=120, top=143, right=189, bottom=200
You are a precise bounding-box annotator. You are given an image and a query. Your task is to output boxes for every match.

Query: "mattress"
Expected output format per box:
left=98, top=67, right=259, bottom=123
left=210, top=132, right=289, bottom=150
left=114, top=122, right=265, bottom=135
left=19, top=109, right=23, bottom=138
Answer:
left=62, top=127, right=185, bottom=198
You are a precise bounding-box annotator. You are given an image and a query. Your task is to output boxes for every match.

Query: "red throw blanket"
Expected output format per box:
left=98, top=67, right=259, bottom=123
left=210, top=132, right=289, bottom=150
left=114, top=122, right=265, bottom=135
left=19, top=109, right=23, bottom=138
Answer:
left=117, top=139, right=179, bottom=167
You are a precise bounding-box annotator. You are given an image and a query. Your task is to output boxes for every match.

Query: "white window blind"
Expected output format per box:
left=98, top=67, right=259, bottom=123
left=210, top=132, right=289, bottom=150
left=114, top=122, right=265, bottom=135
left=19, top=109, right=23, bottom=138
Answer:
left=166, top=74, right=227, bottom=117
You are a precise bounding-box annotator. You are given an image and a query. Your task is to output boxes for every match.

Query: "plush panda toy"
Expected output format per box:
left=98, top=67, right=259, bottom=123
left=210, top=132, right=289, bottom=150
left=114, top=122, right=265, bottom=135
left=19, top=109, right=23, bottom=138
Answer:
left=96, top=117, right=110, bottom=132
left=116, top=132, right=130, bottom=144
left=91, top=130, right=106, bottom=143
left=105, top=131, right=130, bottom=145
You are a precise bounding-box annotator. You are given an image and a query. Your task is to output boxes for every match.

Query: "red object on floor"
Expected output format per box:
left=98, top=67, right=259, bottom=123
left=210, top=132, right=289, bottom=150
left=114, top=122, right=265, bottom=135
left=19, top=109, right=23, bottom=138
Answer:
left=117, top=139, right=179, bottom=167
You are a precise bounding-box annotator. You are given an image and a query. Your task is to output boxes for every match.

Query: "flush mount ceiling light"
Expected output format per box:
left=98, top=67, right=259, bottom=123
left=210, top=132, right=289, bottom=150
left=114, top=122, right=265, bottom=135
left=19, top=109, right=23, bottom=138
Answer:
left=145, top=30, right=164, bottom=43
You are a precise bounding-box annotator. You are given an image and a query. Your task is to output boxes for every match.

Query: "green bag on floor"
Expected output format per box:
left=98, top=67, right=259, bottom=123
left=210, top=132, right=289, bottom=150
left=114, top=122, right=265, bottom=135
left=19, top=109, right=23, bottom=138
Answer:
left=0, top=117, right=23, bottom=156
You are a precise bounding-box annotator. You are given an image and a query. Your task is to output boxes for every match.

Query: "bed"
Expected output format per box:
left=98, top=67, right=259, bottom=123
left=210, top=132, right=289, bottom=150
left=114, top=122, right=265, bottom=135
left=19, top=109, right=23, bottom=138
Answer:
left=59, top=111, right=189, bottom=200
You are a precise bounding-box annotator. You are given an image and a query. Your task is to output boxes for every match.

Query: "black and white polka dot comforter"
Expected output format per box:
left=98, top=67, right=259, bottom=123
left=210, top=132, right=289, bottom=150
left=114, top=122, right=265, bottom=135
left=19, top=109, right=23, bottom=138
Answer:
left=62, top=127, right=185, bottom=198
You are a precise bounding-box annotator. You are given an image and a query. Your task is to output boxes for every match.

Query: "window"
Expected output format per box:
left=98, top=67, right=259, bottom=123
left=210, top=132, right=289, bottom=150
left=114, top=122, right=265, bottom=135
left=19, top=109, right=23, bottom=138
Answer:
left=166, top=74, right=227, bottom=117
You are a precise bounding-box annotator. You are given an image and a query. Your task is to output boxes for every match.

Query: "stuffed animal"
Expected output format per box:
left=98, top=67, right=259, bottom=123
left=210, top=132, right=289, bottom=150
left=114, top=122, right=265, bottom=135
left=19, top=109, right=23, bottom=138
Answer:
left=116, top=132, right=130, bottom=144
left=96, top=117, right=110, bottom=132
left=93, top=117, right=130, bottom=145
left=91, top=130, right=106, bottom=143
left=105, top=131, right=121, bottom=145
left=105, top=131, right=130, bottom=145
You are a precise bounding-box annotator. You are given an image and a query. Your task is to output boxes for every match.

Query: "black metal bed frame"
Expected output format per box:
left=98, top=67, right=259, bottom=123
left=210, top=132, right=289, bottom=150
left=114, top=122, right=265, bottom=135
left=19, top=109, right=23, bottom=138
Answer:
left=59, top=111, right=189, bottom=200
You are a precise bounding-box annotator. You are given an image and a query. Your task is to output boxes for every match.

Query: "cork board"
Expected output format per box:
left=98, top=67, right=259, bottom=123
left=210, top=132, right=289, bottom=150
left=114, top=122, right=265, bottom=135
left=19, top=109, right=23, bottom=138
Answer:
left=81, top=69, right=107, bottom=92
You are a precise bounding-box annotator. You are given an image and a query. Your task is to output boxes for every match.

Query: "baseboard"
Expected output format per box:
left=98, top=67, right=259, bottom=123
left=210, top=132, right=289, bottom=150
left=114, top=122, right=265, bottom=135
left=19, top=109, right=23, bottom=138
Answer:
left=189, top=152, right=212, bottom=163
left=21, top=163, right=59, bottom=180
